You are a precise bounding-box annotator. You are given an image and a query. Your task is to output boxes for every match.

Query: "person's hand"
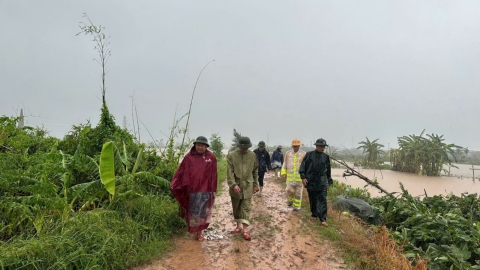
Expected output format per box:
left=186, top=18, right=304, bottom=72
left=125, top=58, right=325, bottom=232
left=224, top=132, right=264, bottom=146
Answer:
left=234, top=185, right=241, bottom=194
left=302, top=178, right=308, bottom=187
left=253, top=186, right=259, bottom=193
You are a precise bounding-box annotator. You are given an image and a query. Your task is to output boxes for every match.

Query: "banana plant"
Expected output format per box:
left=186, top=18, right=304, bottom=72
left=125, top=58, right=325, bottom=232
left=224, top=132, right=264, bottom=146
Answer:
left=357, top=137, right=385, bottom=169
left=395, top=130, right=462, bottom=176
left=55, top=135, right=170, bottom=212
left=98, top=141, right=170, bottom=202
left=59, top=125, right=102, bottom=212
left=99, top=141, right=116, bottom=195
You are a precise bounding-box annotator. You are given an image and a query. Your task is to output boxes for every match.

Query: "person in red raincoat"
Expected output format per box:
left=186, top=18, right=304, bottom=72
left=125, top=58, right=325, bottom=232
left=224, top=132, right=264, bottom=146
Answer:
left=170, top=136, right=218, bottom=241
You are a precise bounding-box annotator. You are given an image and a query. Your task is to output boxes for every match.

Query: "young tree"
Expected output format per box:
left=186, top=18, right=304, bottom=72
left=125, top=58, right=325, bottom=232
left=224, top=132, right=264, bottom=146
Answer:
left=75, top=14, right=134, bottom=156
left=76, top=13, right=110, bottom=106
left=229, top=129, right=243, bottom=152
left=209, top=133, right=224, bottom=160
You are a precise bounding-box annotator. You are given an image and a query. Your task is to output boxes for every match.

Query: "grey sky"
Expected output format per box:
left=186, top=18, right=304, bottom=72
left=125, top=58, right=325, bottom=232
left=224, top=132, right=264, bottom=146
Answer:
left=2, top=1, right=480, bottom=150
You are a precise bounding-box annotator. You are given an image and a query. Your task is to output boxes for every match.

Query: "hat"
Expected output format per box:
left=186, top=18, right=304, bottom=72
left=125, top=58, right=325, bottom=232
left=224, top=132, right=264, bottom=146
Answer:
left=277, top=145, right=283, bottom=149
left=314, top=138, right=328, bottom=146
left=237, top=137, right=252, bottom=148
left=258, top=141, right=266, bottom=147
left=193, top=136, right=209, bottom=147
left=291, top=138, right=301, bottom=146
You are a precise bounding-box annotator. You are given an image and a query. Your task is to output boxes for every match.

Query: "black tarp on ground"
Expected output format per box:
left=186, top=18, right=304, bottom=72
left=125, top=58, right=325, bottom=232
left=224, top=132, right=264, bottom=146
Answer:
left=334, top=195, right=382, bottom=225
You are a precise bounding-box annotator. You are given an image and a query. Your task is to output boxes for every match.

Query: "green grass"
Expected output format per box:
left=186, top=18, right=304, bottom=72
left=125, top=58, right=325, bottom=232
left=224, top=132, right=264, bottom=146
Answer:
left=0, top=195, right=184, bottom=270
left=0, top=158, right=228, bottom=269
left=299, top=179, right=424, bottom=270
left=216, top=159, right=227, bottom=194
left=299, top=203, right=343, bottom=242
left=299, top=200, right=371, bottom=269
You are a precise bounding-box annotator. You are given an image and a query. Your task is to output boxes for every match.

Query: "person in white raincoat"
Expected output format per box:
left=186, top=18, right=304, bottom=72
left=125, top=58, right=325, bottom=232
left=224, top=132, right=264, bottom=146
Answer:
left=281, top=138, right=306, bottom=211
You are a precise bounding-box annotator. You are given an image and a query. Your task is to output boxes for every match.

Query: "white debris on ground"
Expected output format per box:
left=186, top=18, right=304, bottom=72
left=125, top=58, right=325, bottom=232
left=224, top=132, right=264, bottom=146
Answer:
left=279, top=207, right=294, bottom=213
left=203, top=228, right=226, bottom=241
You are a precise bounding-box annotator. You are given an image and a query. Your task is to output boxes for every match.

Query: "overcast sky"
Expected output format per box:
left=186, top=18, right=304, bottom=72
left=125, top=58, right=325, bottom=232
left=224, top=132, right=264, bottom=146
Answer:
left=2, top=1, right=480, bottom=150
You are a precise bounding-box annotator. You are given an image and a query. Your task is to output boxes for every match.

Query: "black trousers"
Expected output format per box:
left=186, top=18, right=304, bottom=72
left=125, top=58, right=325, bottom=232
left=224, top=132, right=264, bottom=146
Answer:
left=258, top=170, right=265, bottom=187
left=307, top=185, right=328, bottom=222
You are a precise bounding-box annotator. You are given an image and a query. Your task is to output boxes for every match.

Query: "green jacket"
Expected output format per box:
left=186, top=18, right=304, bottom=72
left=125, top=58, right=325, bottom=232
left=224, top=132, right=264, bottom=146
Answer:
left=227, top=149, right=259, bottom=199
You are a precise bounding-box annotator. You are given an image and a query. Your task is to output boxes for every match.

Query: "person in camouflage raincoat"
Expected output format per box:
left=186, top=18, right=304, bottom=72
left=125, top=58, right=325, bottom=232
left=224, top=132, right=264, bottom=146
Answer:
left=227, top=136, right=259, bottom=241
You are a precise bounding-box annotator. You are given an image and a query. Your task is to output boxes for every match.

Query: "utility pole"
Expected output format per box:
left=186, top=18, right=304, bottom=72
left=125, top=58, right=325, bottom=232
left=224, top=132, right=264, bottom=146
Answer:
left=17, top=109, right=24, bottom=128
left=123, top=116, right=127, bottom=129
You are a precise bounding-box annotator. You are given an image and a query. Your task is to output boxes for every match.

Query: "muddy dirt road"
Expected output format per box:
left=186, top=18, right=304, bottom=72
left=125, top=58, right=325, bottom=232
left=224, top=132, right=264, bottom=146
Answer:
left=134, top=173, right=348, bottom=270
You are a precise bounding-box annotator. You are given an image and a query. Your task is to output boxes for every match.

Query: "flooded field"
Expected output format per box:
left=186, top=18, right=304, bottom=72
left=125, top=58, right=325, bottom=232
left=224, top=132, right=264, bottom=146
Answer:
left=333, top=163, right=480, bottom=197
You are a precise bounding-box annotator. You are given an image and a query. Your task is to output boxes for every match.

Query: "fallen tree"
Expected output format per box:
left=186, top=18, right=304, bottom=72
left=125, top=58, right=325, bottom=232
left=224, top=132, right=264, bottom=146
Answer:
left=330, top=156, right=393, bottom=197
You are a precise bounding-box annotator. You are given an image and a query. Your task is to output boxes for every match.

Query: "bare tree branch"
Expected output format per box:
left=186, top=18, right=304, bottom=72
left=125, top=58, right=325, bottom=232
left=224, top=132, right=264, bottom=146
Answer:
left=330, top=156, right=393, bottom=197
left=181, top=59, right=215, bottom=146
left=140, top=120, right=161, bottom=152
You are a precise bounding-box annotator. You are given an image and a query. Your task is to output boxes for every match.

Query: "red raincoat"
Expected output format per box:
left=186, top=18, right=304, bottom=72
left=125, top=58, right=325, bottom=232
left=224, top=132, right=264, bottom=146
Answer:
left=170, top=147, right=217, bottom=232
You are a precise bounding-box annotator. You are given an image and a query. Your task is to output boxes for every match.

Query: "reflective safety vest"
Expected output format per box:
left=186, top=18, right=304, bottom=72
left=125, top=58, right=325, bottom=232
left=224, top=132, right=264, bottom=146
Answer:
left=281, top=149, right=306, bottom=183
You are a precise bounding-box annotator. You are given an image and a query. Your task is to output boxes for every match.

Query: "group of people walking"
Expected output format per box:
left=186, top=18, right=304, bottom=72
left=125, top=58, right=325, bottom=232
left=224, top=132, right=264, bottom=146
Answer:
left=170, top=135, right=333, bottom=242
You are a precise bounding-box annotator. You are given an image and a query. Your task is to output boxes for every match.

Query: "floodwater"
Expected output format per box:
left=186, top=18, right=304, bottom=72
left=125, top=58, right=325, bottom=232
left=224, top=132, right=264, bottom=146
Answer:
left=333, top=163, right=480, bottom=198
left=443, top=163, right=480, bottom=178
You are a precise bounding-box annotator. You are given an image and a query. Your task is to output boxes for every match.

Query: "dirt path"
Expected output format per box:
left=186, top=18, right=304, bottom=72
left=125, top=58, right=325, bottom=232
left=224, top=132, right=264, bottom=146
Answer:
left=134, top=174, right=348, bottom=270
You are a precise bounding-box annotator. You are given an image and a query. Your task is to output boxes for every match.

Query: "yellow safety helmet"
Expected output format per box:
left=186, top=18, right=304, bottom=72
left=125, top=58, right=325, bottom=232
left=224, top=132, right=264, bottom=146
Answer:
left=291, top=138, right=301, bottom=146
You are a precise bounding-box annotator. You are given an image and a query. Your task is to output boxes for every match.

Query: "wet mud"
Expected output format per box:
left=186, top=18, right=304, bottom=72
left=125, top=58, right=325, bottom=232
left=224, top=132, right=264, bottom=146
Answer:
left=134, top=173, right=347, bottom=270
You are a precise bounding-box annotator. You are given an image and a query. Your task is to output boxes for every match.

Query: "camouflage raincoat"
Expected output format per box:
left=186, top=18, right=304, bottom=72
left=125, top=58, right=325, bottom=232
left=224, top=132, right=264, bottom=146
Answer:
left=227, top=149, right=259, bottom=225
left=227, top=149, right=259, bottom=198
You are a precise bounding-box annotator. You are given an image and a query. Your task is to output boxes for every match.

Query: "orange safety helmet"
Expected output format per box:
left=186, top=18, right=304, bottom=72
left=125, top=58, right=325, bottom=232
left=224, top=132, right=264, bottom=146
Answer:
left=291, top=138, right=301, bottom=146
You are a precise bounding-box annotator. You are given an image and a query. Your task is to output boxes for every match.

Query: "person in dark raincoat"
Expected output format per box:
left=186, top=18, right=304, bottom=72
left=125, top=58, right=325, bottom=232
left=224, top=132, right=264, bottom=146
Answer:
left=227, top=136, right=259, bottom=241
left=253, top=141, right=272, bottom=197
left=170, top=136, right=218, bottom=241
left=271, top=145, right=284, bottom=178
left=299, top=138, right=332, bottom=227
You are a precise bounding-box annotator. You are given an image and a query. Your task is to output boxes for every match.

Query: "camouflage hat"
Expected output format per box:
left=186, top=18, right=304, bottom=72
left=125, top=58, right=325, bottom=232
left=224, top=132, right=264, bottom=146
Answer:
left=194, top=136, right=209, bottom=147
left=258, top=141, right=266, bottom=147
left=237, top=137, right=252, bottom=148
left=314, top=138, right=328, bottom=146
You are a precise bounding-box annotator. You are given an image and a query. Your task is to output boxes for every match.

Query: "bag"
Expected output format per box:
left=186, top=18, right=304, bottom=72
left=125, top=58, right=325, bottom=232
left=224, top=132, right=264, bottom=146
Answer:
left=272, top=160, right=281, bottom=169
left=334, top=195, right=381, bottom=225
